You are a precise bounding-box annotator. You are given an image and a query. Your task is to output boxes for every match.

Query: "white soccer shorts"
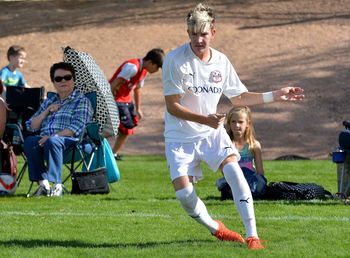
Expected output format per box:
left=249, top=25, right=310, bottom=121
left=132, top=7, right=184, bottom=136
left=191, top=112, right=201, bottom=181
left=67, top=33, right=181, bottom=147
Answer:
left=165, top=126, right=240, bottom=182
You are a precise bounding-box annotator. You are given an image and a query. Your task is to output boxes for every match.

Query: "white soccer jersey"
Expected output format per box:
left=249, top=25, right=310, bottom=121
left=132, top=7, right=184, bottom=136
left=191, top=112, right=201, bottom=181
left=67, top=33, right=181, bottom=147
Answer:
left=162, top=43, right=248, bottom=143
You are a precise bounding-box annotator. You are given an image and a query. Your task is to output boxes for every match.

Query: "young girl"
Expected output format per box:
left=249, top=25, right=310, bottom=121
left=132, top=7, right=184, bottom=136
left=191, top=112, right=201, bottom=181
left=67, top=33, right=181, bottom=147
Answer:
left=222, top=106, right=267, bottom=199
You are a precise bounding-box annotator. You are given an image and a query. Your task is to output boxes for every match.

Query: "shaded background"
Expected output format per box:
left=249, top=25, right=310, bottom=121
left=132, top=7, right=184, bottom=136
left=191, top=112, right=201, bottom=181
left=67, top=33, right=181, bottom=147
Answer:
left=0, top=0, right=349, bottom=159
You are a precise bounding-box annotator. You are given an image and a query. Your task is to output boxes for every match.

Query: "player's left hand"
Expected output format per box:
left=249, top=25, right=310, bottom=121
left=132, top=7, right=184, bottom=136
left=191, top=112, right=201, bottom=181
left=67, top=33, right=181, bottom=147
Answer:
left=276, top=86, right=305, bottom=101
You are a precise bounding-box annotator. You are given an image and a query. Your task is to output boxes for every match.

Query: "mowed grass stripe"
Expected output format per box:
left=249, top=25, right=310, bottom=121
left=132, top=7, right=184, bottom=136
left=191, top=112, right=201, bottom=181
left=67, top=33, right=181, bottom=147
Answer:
left=1, top=211, right=348, bottom=222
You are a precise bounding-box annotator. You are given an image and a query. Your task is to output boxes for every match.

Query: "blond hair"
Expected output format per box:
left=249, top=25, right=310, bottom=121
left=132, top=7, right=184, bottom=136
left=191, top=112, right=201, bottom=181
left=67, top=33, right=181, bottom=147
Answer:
left=225, top=106, right=257, bottom=153
left=187, top=3, right=215, bottom=33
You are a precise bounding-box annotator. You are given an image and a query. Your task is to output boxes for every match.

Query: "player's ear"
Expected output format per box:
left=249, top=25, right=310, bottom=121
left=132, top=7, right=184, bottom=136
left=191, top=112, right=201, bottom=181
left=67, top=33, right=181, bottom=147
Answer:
left=211, top=27, right=216, bottom=38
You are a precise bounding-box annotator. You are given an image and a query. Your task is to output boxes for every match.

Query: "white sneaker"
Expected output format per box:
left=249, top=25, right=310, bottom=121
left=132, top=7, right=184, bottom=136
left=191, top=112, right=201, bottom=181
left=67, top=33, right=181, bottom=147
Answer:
left=51, top=185, right=64, bottom=197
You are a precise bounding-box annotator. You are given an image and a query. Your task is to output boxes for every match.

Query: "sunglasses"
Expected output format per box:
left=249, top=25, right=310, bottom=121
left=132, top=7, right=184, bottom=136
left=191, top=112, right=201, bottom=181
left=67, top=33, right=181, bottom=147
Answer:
left=53, top=74, right=73, bottom=83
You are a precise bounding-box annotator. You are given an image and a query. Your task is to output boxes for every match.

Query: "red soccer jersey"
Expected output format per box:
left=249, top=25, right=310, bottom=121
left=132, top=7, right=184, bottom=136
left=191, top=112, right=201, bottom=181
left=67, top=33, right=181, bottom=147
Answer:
left=109, top=58, right=148, bottom=103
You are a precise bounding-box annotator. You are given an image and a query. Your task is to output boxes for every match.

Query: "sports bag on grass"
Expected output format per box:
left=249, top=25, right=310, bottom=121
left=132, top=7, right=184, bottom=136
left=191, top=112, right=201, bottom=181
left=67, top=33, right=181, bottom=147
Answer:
left=264, top=181, right=332, bottom=200
left=0, top=139, right=17, bottom=175
left=102, top=138, right=120, bottom=183
left=86, top=138, right=120, bottom=183
left=71, top=167, right=109, bottom=194
left=0, top=139, right=18, bottom=195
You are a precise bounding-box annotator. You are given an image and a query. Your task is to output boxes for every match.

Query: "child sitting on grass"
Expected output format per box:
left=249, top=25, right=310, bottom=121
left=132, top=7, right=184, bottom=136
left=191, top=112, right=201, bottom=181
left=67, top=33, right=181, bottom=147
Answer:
left=217, top=106, right=267, bottom=199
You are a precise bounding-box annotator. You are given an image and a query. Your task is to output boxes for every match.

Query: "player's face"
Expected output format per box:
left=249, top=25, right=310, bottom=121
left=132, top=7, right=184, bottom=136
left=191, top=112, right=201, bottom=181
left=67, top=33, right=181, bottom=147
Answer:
left=188, top=26, right=215, bottom=60
left=230, top=112, right=248, bottom=139
left=147, top=63, right=160, bottom=74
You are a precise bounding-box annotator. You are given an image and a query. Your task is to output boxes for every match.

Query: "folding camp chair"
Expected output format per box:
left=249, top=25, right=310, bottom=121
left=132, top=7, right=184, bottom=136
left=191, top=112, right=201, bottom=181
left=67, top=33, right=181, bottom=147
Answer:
left=60, top=91, right=107, bottom=193
left=6, top=86, right=45, bottom=131
left=24, top=91, right=106, bottom=196
left=62, top=121, right=105, bottom=183
left=4, top=87, right=45, bottom=187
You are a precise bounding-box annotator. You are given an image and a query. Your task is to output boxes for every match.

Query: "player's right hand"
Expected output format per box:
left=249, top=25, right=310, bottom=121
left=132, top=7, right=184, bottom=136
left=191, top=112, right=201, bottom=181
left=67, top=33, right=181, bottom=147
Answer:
left=206, top=113, right=226, bottom=129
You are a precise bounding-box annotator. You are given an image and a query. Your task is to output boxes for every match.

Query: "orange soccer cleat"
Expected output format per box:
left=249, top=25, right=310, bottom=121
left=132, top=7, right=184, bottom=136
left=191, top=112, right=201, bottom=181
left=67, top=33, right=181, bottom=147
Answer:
left=246, top=236, right=265, bottom=250
left=212, top=220, right=245, bottom=244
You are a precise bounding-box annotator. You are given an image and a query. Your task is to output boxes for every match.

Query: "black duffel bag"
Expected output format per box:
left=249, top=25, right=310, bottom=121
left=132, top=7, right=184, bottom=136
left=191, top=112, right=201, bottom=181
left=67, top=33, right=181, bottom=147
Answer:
left=263, top=181, right=332, bottom=200
left=71, top=167, right=110, bottom=194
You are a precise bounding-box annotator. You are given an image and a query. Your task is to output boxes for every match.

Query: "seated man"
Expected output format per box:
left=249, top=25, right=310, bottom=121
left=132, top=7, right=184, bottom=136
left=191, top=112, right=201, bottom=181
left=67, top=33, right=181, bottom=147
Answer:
left=24, top=62, right=93, bottom=197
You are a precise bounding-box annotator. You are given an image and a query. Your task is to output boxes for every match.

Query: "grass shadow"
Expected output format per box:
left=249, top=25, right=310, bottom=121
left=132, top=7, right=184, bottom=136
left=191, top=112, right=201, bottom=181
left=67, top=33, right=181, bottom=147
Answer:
left=0, top=238, right=214, bottom=249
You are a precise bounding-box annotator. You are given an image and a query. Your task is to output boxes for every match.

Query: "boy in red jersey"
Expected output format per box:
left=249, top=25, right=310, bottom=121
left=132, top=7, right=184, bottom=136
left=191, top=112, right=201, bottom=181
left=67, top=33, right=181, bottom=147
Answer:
left=109, top=48, right=164, bottom=160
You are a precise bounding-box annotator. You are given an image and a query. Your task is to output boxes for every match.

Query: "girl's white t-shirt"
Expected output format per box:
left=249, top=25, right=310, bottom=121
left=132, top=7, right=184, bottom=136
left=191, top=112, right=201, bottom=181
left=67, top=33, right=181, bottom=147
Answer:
left=162, top=43, right=248, bottom=143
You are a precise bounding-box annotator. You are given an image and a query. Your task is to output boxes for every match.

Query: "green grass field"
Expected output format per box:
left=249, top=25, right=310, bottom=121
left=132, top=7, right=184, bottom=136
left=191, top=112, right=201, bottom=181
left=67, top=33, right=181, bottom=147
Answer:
left=1, top=156, right=349, bottom=258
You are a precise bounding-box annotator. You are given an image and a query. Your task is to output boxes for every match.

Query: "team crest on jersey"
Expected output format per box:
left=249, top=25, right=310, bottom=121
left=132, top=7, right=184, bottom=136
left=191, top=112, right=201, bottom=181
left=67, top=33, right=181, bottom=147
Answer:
left=209, top=70, right=222, bottom=83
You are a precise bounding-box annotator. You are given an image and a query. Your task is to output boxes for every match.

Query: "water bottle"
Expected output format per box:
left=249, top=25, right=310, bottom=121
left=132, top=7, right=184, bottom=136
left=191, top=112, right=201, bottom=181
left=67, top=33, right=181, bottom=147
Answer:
left=12, top=130, right=21, bottom=146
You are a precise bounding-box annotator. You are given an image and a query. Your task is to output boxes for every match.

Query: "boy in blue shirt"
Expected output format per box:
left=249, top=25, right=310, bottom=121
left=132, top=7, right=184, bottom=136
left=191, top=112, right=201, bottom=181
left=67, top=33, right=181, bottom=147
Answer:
left=0, top=45, right=29, bottom=91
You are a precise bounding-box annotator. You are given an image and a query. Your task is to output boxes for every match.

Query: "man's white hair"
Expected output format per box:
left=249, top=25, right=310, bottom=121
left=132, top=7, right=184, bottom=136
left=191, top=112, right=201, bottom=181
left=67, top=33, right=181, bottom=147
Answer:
left=187, top=3, right=215, bottom=33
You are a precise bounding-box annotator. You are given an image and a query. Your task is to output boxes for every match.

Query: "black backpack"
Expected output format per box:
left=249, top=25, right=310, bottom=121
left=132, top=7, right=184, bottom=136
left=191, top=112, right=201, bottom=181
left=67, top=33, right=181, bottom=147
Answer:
left=263, top=181, right=332, bottom=200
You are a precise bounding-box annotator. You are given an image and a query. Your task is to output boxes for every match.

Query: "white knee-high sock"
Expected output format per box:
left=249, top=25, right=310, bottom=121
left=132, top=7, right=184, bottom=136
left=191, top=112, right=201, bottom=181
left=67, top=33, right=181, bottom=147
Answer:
left=223, top=162, right=258, bottom=238
left=176, top=185, right=219, bottom=234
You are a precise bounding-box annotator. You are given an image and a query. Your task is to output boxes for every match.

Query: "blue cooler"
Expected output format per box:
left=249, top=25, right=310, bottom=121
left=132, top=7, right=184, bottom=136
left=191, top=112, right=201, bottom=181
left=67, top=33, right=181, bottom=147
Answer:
left=332, top=149, right=346, bottom=164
